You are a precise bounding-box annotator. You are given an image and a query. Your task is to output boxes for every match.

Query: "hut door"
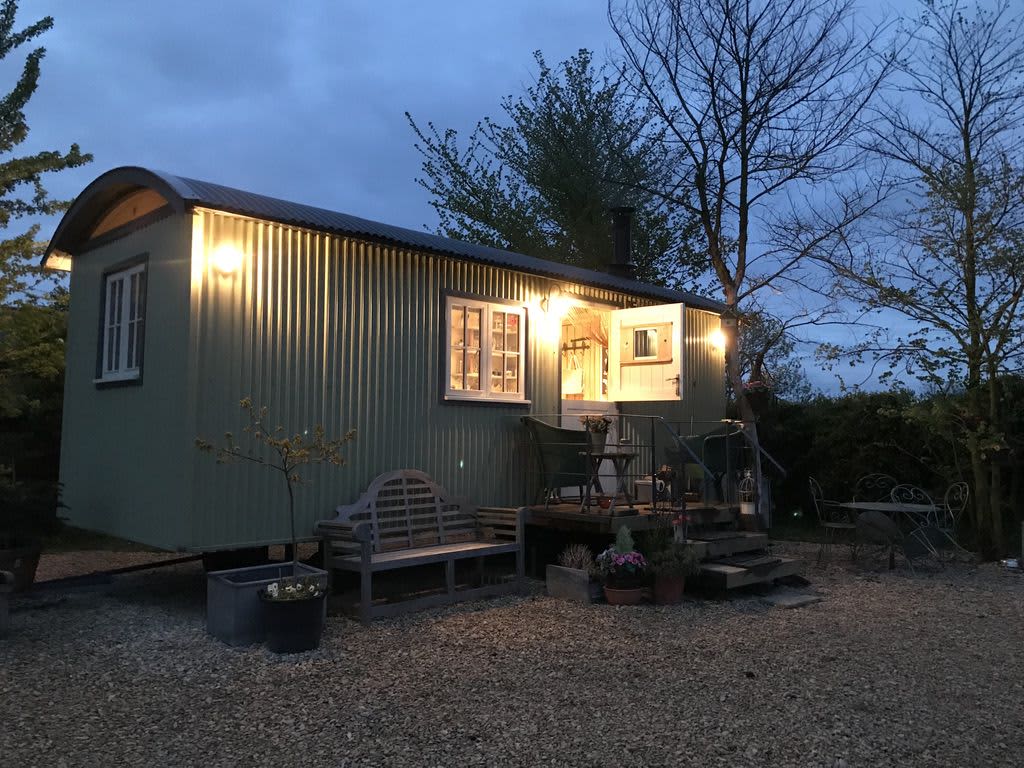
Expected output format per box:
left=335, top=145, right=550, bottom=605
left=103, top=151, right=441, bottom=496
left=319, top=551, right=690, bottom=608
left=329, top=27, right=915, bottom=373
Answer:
left=607, top=303, right=685, bottom=401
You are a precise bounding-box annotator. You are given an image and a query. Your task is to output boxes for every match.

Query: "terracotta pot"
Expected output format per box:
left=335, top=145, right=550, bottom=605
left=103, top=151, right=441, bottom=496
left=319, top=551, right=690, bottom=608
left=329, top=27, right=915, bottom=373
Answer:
left=603, top=585, right=644, bottom=605
left=653, top=574, right=686, bottom=605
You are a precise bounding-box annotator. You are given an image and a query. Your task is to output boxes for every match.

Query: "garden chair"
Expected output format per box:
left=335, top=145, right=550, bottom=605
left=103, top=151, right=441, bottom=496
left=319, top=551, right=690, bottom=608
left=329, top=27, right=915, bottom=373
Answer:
left=855, top=510, right=934, bottom=573
left=853, top=473, right=898, bottom=502
left=521, top=416, right=591, bottom=510
left=934, top=481, right=970, bottom=555
left=809, top=476, right=857, bottom=563
left=889, top=484, right=936, bottom=526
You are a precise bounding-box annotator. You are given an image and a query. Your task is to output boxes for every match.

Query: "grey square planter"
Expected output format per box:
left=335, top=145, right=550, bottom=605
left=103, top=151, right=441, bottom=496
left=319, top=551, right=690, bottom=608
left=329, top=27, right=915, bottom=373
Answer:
left=206, top=562, right=328, bottom=647
left=546, top=564, right=601, bottom=604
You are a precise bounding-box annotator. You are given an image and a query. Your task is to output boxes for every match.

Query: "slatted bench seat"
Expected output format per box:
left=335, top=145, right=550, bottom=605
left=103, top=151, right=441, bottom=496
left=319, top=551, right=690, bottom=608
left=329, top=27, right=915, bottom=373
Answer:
left=317, top=469, right=525, bottom=624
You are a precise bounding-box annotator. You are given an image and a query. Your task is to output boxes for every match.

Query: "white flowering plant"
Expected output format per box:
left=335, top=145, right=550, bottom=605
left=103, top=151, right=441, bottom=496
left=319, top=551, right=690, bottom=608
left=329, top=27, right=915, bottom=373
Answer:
left=579, top=415, right=612, bottom=434
left=263, top=575, right=324, bottom=602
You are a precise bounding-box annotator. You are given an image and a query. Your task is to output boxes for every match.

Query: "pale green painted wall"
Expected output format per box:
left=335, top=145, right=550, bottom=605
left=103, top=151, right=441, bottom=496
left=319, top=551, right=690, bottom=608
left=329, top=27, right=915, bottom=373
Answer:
left=59, top=214, right=194, bottom=549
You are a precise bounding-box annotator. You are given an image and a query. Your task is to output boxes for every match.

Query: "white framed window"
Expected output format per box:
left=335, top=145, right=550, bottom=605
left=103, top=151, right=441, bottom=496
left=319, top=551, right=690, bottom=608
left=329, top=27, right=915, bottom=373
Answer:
left=445, top=295, right=526, bottom=403
left=98, top=263, right=146, bottom=383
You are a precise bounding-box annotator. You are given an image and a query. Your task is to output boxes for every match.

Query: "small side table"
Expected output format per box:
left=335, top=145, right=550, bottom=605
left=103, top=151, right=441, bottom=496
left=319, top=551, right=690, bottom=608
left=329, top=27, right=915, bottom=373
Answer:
left=580, top=451, right=638, bottom=515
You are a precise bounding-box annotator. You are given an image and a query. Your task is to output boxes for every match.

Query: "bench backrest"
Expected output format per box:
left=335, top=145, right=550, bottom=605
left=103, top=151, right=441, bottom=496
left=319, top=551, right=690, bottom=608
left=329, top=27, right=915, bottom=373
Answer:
left=333, top=469, right=478, bottom=553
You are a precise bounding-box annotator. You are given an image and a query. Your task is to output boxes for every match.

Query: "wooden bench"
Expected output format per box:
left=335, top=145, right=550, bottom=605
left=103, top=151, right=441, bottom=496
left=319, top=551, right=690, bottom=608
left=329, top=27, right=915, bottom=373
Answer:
left=317, top=469, right=525, bottom=624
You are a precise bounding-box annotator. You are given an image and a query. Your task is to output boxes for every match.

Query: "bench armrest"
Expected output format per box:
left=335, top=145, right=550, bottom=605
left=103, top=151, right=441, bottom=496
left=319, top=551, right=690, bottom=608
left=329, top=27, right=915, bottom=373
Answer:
left=477, top=507, right=524, bottom=542
left=317, top=519, right=371, bottom=543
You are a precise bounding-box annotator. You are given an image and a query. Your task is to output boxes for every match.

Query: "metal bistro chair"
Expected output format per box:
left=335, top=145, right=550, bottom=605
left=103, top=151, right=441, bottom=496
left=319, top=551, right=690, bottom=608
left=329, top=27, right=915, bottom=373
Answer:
left=889, top=484, right=944, bottom=563
left=853, top=473, right=898, bottom=502
left=935, top=481, right=970, bottom=555
left=889, top=484, right=936, bottom=526
left=521, top=416, right=591, bottom=511
left=809, top=477, right=857, bottom=563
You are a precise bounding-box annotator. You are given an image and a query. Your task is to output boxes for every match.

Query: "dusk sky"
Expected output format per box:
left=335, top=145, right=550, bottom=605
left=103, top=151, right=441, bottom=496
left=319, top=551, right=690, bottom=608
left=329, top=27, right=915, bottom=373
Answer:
left=22, top=0, right=913, bottom=393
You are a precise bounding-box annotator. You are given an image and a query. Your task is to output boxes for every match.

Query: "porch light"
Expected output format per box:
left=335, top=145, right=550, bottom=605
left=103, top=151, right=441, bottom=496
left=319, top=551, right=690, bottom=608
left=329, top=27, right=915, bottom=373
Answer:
left=708, top=328, right=726, bottom=351
left=211, top=244, right=243, bottom=275
left=542, top=285, right=571, bottom=319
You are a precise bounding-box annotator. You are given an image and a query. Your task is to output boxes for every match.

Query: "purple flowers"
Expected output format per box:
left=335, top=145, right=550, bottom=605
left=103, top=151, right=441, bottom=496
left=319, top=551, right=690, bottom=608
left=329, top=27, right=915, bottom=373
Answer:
left=597, top=547, right=647, bottom=576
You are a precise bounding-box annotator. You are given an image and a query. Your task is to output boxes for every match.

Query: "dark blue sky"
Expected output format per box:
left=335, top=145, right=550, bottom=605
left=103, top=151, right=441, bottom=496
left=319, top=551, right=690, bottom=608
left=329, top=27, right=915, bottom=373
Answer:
left=29, top=1, right=613, bottom=231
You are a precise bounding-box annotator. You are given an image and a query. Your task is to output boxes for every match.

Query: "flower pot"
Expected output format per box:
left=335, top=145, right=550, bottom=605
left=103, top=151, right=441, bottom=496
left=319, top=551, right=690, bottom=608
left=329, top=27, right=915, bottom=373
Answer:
left=0, top=537, right=41, bottom=593
left=653, top=574, right=686, bottom=605
left=603, top=585, right=644, bottom=605
left=546, top=564, right=598, bottom=604
left=588, top=432, right=607, bottom=454
left=260, top=591, right=328, bottom=653
left=206, top=562, right=327, bottom=646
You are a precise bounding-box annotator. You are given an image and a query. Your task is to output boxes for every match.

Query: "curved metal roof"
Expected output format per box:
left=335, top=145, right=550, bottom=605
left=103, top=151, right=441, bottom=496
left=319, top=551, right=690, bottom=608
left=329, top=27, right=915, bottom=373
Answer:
left=46, top=166, right=723, bottom=311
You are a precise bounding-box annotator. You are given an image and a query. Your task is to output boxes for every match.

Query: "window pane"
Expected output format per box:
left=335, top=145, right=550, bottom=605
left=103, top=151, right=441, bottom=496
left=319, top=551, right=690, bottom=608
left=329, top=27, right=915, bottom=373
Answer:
left=492, top=312, right=505, bottom=352
left=449, top=349, right=464, bottom=390
left=450, top=306, right=464, bottom=348
left=504, top=354, right=519, bottom=393
left=466, top=308, right=481, bottom=350
left=106, top=327, right=117, bottom=371
left=465, top=349, right=480, bottom=390
left=506, top=312, right=519, bottom=352
left=634, top=328, right=656, bottom=358
left=127, top=323, right=136, bottom=368
left=490, top=353, right=504, bottom=393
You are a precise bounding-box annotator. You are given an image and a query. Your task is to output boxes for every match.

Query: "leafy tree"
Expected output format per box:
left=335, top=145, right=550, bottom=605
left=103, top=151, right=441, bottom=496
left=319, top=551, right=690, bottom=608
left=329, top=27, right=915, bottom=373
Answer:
left=407, top=49, right=702, bottom=286
left=737, top=310, right=814, bottom=404
left=0, top=1, right=90, bottom=479
left=610, top=0, right=892, bottom=517
left=0, top=1, right=90, bottom=307
left=828, top=0, right=1024, bottom=554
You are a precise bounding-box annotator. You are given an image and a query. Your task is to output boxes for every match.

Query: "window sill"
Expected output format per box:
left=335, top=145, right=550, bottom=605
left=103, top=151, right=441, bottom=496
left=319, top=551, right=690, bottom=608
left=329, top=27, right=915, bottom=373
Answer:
left=94, top=373, right=142, bottom=389
left=443, top=395, right=531, bottom=408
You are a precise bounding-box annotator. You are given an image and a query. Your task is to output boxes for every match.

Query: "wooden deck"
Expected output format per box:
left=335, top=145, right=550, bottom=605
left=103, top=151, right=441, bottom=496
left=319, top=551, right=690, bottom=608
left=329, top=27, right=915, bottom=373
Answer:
left=525, top=502, right=740, bottom=534
left=526, top=501, right=803, bottom=592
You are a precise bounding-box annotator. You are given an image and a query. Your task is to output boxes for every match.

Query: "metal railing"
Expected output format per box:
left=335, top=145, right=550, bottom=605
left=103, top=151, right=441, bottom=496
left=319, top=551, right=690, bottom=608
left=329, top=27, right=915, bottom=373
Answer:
left=522, top=413, right=778, bottom=512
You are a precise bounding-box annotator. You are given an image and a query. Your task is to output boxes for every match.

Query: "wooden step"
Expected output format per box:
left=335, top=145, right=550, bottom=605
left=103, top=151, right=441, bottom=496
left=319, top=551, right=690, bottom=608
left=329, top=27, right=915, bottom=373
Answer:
left=685, top=505, right=740, bottom=527
left=698, top=556, right=803, bottom=590
left=688, top=532, right=768, bottom=560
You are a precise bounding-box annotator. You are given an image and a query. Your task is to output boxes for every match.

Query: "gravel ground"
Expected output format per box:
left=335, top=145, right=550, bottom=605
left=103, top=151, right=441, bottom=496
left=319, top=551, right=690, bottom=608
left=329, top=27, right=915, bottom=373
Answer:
left=2, top=544, right=1022, bottom=767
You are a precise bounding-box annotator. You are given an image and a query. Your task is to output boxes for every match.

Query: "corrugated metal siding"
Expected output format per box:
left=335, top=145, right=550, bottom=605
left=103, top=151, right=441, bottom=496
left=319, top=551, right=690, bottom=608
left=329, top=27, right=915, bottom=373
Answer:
left=682, top=307, right=727, bottom=432
left=188, top=209, right=641, bottom=550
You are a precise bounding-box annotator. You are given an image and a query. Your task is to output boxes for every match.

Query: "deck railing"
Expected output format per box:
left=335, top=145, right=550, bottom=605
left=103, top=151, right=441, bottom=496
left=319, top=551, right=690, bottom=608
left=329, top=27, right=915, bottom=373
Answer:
left=522, top=413, right=771, bottom=511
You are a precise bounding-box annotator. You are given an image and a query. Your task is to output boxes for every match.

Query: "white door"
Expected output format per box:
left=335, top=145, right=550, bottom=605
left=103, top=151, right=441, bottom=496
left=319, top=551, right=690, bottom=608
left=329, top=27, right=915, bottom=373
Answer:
left=608, top=303, right=685, bottom=401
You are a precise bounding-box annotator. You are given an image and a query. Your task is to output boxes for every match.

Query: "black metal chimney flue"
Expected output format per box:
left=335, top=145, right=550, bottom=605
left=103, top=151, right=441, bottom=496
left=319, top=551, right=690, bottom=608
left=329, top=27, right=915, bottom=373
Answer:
left=609, top=206, right=635, bottom=280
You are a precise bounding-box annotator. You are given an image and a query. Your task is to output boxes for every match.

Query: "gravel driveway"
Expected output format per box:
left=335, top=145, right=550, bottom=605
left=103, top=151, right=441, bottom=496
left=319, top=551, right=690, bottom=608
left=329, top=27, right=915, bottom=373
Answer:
left=2, top=544, right=1022, bottom=767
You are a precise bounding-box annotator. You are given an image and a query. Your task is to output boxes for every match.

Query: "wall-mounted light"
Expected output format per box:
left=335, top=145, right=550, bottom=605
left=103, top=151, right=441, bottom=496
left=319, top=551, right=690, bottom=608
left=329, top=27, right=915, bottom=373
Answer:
left=211, top=244, right=243, bottom=275
left=708, top=327, right=727, bottom=351
left=542, top=285, right=571, bottom=318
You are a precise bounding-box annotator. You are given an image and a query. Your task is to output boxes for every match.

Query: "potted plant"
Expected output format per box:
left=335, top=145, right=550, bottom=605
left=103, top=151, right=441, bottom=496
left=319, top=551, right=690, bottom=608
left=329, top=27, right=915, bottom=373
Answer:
left=648, top=542, right=701, bottom=605
left=197, top=398, right=355, bottom=652
left=579, top=415, right=612, bottom=453
left=597, top=526, right=647, bottom=605
left=546, top=543, right=601, bottom=604
left=259, top=574, right=329, bottom=653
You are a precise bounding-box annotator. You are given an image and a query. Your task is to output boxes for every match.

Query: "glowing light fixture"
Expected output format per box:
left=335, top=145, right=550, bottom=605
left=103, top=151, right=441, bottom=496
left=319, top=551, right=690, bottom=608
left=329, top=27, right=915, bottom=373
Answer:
left=708, top=328, right=726, bottom=351
left=542, top=285, right=571, bottom=318
left=211, top=244, right=243, bottom=275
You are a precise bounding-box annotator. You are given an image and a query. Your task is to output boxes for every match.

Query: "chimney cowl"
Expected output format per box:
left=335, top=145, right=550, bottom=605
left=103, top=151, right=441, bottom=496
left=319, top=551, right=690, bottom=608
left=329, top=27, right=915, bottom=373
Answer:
left=609, top=206, right=635, bottom=280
